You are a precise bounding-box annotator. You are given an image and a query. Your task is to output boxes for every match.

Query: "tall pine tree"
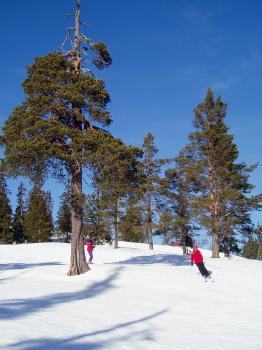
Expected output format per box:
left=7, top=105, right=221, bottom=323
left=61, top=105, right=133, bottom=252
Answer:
left=141, top=133, right=170, bottom=249
left=188, top=88, right=262, bottom=257
left=0, top=0, right=112, bottom=275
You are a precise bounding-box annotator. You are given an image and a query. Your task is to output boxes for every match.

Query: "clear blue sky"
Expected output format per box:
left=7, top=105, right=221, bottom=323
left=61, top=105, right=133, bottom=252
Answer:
left=0, top=0, right=261, bottom=225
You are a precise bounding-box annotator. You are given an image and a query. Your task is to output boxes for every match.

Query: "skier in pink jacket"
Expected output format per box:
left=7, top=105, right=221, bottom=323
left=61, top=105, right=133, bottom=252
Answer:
left=86, top=239, right=95, bottom=264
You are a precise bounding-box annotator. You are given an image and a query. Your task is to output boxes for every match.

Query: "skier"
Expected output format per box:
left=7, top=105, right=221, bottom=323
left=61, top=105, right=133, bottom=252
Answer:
left=191, top=244, right=210, bottom=280
left=86, top=239, right=95, bottom=264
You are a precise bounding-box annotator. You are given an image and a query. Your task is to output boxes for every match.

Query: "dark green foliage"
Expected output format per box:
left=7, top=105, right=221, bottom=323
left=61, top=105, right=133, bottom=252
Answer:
left=90, top=137, right=143, bottom=248
left=0, top=53, right=112, bottom=182
left=92, top=42, right=112, bottom=69
left=242, top=240, right=259, bottom=259
left=56, top=189, right=71, bottom=243
left=83, top=193, right=111, bottom=244
left=158, top=149, right=198, bottom=252
left=13, top=182, right=27, bottom=243
left=0, top=170, right=13, bottom=244
left=255, top=224, right=262, bottom=260
left=120, top=203, right=144, bottom=243
left=157, top=210, right=175, bottom=244
left=242, top=225, right=262, bottom=260
left=219, top=236, right=241, bottom=256
left=24, top=185, right=53, bottom=242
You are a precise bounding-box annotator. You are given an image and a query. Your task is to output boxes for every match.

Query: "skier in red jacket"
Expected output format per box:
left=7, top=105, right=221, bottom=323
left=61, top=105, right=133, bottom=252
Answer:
left=191, top=244, right=210, bottom=279
left=86, top=239, right=95, bottom=264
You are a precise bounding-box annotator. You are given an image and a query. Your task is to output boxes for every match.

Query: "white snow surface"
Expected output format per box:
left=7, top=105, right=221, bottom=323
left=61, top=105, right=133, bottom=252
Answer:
left=0, top=241, right=261, bottom=350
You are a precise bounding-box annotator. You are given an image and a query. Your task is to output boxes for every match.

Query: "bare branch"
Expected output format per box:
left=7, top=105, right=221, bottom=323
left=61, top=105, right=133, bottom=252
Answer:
left=80, top=21, right=91, bottom=27
left=59, top=27, right=74, bottom=52
left=79, top=34, right=94, bottom=47
left=80, top=67, right=94, bottom=77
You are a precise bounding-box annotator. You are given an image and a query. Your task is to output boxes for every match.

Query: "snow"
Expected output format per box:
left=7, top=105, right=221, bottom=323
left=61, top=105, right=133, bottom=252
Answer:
left=0, top=241, right=261, bottom=350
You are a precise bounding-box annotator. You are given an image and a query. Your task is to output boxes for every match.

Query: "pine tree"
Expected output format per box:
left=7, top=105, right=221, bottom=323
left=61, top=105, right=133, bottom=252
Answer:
left=24, top=185, right=53, bottom=242
left=120, top=200, right=144, bottom=243
left=91, top=138, right=142, bottom=248
left=57, top=189, right=71, bottom=243
left=242, top=239, right=258, bottom=259
left=0, top=169, right=13, bottom=244
left=141, top=133, right=170, bottom=250
left=156, top=210, right=175, bottom=245
left=159, top=149, right=198, bottom=253
left=188, top=88, right=262, bottom=257
left=13, top=182, right=27, bottom=243
left=0, top=1, right=112, bottom=275
left=219, top=236, right=241, bottom=256
left=83, top=192, right=111, bottom=244
left=255, top=224, right=262, bottom=260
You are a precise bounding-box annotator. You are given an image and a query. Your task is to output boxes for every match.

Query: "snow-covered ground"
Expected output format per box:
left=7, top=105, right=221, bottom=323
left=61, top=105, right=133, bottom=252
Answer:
left=0, top=241, right=261, bottom=350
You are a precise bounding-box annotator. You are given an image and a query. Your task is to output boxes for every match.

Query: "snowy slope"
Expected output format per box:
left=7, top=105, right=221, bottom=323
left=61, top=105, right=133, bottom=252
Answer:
left=0, top=241, right=261, bottom=350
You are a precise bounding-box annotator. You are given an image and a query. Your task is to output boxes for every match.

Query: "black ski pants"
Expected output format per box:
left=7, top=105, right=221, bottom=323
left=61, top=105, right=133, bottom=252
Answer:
left=196, top=263, right=209, bottom=278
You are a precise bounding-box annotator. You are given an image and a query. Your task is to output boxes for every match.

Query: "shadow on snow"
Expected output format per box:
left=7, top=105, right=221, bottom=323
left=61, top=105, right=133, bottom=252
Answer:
left=106, top=253, right=190, bottom=266
left=8, top=309, right=168, bottom=350
left=0, top=266, right=123, bottom=320
left=0, top=262, right=65, bottom=271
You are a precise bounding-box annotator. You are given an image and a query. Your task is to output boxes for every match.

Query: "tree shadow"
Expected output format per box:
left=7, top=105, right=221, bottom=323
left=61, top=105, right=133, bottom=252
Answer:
left=0, top=270, right=30, bottom=283
left=9, top=308, right=168, bottom=350
left=106, top=254, right=190, bottom=266
left=0, top=262, right=64, bottom=271
left=0, top=266, right=123, bottom=320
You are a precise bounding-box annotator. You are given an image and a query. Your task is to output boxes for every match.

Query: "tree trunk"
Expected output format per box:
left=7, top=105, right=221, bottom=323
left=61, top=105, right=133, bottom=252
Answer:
left=146, top=193, right=154, bottom=250
left=113, top=199, right=119, bottom=249
left=67, top=163, right=89, bottom=276
left=211, top=233, right=220, bottom=258
left=208, top=155, right=220, bottom=258
left=67, top=1, right=89, bottom=275
left=257, top=241, right=262, bottom=260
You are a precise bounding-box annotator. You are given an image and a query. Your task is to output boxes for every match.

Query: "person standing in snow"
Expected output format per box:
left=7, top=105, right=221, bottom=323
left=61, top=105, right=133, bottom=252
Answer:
left=86, top=239, right=95, bottom=264
left=191, top=244, right=210, bottom=279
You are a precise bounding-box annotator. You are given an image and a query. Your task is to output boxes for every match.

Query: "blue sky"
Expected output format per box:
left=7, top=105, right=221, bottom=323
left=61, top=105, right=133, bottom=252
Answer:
left=0, top=0, right=261, bottom=225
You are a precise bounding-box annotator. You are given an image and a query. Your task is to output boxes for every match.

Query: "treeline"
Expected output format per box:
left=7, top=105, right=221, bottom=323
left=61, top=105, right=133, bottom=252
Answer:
left=0, top=177, right=53, bottom=244
left=1, top=89, right=261, bottom=260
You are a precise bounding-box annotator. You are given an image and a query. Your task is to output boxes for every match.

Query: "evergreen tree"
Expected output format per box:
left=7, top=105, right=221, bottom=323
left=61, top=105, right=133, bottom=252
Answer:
left=57, top=189, right=71, bottom=243
left=156, top=210, right=175, bottom=245
left=120, top=200, right=144, bottom=243
left=13, top=182, right=27, bottom=243
left=188, top=88, right=262, bottom=257
left=83, top=192, right=111, bottom=244
left=219, top=235, right=241, bottom=257
left=159, top=149, right=198, bottom=253
left=141, top=133, right=170, bottom=250
left=91, top=138, right=142, bottom=248
left=242, top=239, right=258, bottom=259
left=24, top=185, right=53, bottom=242
left=0, top=1, right=112, bottom=275
left=0, top=169, right=13, bottom=244
left=255, top=224, right=262, bottom=260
